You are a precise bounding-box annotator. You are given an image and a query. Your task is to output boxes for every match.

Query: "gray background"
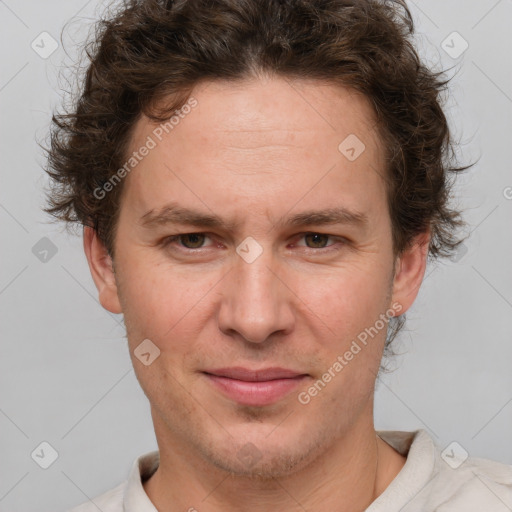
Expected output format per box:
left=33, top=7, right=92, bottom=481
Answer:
left=1, top=1, right=511, bottom=511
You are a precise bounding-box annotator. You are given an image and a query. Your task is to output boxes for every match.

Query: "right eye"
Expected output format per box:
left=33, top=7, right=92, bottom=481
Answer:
left=162, top=233, right=214, bottom=251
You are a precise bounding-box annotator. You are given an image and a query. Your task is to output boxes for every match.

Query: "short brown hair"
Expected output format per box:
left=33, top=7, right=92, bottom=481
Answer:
left=45, top=0, right=467, bottom=261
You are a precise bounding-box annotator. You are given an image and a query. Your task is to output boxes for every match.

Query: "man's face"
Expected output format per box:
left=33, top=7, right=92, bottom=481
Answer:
left=101, top=77, right=415, bottom=477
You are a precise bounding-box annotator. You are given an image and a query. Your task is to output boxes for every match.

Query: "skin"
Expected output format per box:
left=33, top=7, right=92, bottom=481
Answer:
left=84, top=75, right=429, bottom=512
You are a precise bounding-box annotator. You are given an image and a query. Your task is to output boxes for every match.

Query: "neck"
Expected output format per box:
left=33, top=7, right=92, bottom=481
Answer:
left=143, top=410, right=406, bottom=512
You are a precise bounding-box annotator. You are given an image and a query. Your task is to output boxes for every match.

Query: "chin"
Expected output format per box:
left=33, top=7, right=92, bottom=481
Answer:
left=198, top=429, right=326, bottom=480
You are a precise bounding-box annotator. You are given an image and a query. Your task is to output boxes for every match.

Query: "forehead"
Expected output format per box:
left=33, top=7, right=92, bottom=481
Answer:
left=121, top=77, right=387, bottom=228
left=145, top=77, right=382, bottom=154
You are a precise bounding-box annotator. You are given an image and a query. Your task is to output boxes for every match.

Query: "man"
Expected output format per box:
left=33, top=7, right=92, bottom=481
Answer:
left=45, top=0, right=512, bottom=510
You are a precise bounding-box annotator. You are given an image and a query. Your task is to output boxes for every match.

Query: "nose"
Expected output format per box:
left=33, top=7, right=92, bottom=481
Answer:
left=217, top=247, right=295, bottom=344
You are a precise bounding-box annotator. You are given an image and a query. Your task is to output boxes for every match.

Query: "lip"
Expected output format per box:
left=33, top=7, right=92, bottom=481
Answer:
left=203, top=367, right=309, bottom=406
left=204, top=367, right=306, bottom=381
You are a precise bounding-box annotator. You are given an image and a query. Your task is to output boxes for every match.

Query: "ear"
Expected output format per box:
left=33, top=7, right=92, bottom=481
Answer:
left=390, top=230, right=430, bottom=315
left=83, top=226, right=122, bottom=314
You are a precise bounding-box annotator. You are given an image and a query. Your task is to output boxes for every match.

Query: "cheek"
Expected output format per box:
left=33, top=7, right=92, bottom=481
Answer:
left=300, top=270, right=388, bottom=409
left=296, top=263, right=391, bottom=338
left=116, top=255, right=218, bottom=347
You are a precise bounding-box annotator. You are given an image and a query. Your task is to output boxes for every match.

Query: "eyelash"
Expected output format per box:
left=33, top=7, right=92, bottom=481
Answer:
left=161, top=232, right=346, bottom=254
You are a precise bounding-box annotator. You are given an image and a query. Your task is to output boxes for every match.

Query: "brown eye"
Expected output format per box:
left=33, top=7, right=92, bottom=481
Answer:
left=178, top=233, right=207, bottom=249
left=304, top=233, right=330, bottom=248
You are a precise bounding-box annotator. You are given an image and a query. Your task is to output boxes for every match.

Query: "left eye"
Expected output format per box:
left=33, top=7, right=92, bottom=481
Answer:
left=297, top=232, right=336, bottom=249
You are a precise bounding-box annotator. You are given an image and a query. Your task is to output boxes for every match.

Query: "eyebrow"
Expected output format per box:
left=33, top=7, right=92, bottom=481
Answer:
left=139, top=202, right=368, bottom=231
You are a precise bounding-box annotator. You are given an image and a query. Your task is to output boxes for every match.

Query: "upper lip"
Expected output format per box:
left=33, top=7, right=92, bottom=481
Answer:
left=204, top=367, right=307, bottom=381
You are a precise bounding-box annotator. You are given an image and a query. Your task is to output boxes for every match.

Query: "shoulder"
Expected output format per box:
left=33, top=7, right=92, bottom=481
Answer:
left=65, top=449, right=159, bottom=512
left=426, top=448, right=512, bottom=510
left=375, top=429, right=512, bottom=511
left=66, top=481, right=126, bottom=512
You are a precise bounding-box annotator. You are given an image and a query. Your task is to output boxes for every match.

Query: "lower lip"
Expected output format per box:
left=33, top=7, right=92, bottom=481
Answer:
left=204, top=373, right=308, bottom=406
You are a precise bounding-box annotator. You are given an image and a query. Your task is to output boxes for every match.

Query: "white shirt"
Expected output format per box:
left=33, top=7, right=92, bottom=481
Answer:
left=68, top=430, right=512, bottom=511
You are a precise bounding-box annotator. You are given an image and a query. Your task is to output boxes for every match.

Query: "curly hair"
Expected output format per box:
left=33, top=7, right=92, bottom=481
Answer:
left=45, top=0, right=469, bottom=257
left=45, top=0, right=467, bottom=263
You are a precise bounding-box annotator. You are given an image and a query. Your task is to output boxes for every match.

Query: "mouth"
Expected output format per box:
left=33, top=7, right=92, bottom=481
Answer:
left=202, top=367, right=309, bottom=407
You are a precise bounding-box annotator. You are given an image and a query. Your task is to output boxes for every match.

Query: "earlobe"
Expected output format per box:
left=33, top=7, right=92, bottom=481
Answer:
left=83, top=226, right=123, bottom=314
left=390, top=231, right=430, bottom=315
